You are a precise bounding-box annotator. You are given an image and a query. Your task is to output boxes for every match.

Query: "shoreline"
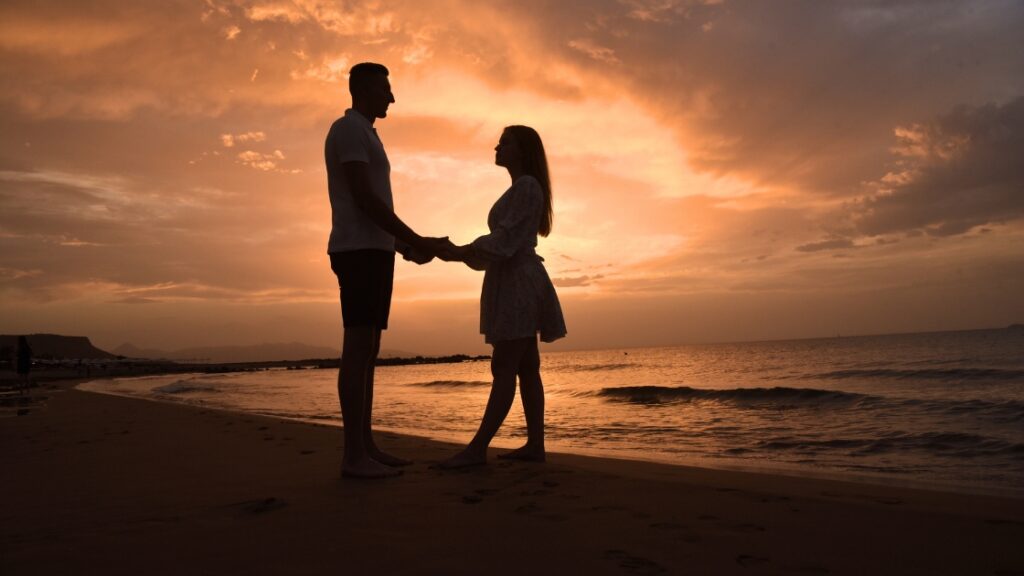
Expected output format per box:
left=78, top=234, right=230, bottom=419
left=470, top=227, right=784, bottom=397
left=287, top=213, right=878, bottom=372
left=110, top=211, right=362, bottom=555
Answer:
left=76, top=374, right=1024, bottom=501
left=3, top=379, right=1023, bottom=575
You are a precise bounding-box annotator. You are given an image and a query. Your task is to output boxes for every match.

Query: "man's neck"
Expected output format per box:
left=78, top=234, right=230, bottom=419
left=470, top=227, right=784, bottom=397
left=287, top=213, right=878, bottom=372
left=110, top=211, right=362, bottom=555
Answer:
left=352, top=105, right=376, bottom=125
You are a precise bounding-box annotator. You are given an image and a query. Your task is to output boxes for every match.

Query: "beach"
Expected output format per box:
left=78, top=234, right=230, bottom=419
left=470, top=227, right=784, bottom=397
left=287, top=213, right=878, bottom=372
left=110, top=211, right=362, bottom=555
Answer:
left=2, top=380, right=1022, bottom=575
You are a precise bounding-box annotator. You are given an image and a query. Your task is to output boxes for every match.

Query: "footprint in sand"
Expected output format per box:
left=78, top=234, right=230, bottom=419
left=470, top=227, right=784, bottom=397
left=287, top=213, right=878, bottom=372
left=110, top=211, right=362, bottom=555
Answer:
left=603, top=549, right=667, bottom=575
left=650, top=522, right=701, bottom=543
left=782, top=562, right=831, bottom=574
left=515, top=503, right=568, bottom=522
left=736, top=554, right=770, bottom=567
left=230, top=497, right=287, bottom=515
left=516, top=503, right=540, bottom=514
left=985, top=518, right=1024, bottom=528
left=729, top=523, right=766, bottom=533
left=820, top=491, right=903, bottom=506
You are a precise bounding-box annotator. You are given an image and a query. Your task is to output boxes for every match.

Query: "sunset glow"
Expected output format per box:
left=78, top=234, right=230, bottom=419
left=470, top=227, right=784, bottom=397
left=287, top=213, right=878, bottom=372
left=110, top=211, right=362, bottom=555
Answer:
left=2, top=0, right=1022, bottom=354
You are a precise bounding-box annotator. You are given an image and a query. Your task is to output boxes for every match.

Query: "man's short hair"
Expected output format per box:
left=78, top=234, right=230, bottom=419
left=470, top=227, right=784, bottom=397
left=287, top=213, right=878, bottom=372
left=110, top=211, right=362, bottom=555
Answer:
left=349, top=62, right=389, bottom=96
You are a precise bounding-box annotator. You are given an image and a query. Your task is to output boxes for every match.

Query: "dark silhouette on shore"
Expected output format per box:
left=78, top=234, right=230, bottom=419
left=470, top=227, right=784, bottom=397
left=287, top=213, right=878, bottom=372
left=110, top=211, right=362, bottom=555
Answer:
left=16, top=336, right=32, bottom=393
left=436, top=125, right=567, bottom=468
left=325, top=62, right=450, bottom=478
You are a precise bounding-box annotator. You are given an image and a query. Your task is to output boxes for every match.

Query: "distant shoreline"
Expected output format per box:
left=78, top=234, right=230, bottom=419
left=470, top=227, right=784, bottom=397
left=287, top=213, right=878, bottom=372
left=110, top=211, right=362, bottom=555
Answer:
left=0, top=353, right=490, bottom=387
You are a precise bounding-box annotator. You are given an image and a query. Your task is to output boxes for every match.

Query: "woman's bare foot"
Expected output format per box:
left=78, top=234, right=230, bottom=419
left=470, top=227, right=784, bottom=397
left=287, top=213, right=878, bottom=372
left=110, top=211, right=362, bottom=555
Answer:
left=341, top=458, right=402, bottom=479
left=369, top=448, right=413, bottom=467
left=497, top=445, right=546, bottom=462
left=439, top=449, right=487, bottom=469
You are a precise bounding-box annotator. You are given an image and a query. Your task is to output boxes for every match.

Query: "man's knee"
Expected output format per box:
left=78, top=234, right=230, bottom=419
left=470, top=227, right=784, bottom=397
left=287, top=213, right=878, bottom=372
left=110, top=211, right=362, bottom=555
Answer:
left=343, top=326, right=380, bottom=361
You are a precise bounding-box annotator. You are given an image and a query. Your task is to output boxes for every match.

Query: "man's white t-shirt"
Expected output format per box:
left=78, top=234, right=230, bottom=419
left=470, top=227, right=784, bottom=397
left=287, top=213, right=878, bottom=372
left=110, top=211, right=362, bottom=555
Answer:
left=325, top=108, right=395, bottom=253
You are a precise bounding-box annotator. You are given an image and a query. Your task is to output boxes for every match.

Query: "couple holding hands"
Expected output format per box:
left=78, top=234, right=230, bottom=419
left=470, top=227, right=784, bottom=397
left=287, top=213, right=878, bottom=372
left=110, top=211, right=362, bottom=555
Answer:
left=326, top=62, right=567, bottom=478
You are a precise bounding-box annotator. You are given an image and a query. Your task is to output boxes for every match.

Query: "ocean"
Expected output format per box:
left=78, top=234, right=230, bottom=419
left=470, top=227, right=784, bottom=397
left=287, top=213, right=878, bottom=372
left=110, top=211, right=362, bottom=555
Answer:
left=79, top=328, right=1024, bottom=496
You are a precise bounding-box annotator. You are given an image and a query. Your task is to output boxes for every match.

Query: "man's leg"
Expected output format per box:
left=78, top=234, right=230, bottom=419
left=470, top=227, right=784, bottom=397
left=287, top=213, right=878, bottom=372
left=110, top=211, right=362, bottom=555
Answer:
left=362, top=329, right=412, bottom=466
left=339, top=325, right=399, bottom=478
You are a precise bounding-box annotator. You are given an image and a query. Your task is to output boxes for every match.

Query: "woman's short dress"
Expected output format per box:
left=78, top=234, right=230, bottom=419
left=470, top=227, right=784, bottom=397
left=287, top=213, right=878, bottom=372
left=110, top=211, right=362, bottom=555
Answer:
left=470, top=175, right=567, bottom=344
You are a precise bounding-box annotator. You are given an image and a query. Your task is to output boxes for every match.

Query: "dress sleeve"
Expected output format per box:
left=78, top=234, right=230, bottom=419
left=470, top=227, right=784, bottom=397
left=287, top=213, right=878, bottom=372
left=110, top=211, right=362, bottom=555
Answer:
left=470, top=177, right=542, bottom=262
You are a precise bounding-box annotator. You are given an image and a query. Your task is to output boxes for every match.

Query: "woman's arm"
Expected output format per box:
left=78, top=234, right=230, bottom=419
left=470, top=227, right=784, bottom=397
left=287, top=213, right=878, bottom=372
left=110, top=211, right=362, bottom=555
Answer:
left=446, top=244, right=489, bottom=271
left=470, top=178, right=543, bottom=262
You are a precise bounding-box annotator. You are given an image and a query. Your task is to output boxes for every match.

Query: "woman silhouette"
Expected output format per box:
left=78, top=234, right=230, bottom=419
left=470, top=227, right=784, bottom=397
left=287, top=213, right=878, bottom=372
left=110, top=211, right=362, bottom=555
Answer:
left=441, top=125, right=567, bottom=468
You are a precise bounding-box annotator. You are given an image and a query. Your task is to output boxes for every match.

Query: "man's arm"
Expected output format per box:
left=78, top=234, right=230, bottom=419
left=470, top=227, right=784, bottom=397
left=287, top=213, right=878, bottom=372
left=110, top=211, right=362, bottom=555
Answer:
left=343, top=160, right=439, bottom=254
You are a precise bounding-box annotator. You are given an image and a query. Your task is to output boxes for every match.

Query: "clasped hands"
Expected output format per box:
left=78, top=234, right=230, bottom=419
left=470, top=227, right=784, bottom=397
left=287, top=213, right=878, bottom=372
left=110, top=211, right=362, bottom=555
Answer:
left=404, top=236, right=471, bottom=265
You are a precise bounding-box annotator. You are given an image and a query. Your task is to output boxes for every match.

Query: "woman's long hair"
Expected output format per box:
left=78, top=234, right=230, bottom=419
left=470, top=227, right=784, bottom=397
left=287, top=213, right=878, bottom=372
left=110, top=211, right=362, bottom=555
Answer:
left=505, top=125, right=553, bottom=237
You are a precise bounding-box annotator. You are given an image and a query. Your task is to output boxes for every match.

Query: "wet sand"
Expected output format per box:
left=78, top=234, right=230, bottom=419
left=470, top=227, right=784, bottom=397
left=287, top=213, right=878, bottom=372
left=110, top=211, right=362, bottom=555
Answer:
left=2, top=382, right=1022, bottom=575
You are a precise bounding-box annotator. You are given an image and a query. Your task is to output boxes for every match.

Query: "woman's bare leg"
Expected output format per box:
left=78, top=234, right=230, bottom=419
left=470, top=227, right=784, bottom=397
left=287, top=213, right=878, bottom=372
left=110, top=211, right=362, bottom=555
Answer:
left=440, top=338, right=531, bottom=468
left=499, top=337, right=545, bottom=461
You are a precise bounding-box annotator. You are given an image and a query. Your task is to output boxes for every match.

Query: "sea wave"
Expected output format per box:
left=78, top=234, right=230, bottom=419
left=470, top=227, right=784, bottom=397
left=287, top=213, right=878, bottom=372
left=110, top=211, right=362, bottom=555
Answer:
left=551, top=362, right=638, bottom=373
left=903, top=398, right=1024, bottom=423
left=756, top=431, right=1024, bottom=459
left=407, top=380, right=491, bottom=388
left=153, top=380, right=218, bottom=395
left=810, top=367, right=1024, bottom=382
left=594, top=385, right=871, bottom=406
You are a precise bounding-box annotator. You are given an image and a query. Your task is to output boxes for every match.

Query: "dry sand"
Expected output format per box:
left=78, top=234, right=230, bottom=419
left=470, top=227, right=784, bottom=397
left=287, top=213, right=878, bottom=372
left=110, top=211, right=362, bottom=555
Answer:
left=2, top=382, right=1023, bottom=575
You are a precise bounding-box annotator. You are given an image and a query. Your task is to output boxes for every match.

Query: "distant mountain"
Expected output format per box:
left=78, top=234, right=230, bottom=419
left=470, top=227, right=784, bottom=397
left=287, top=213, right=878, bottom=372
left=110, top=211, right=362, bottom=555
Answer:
left=114, top=341, right=342, bottom=363
left=0, top=334, right=118, bottom=360
left=112, top=343, right=170, bottom=359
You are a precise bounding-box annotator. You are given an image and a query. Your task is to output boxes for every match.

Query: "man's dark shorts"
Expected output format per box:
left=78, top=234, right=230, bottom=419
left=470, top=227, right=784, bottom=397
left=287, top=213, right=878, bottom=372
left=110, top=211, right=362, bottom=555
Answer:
left=330, top=249, right=395, bottom=330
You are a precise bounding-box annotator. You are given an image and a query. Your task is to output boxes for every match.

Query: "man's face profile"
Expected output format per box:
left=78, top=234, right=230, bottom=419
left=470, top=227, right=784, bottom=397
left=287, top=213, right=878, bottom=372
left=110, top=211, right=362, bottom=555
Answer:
left=363, top=73, right=394, bottom=119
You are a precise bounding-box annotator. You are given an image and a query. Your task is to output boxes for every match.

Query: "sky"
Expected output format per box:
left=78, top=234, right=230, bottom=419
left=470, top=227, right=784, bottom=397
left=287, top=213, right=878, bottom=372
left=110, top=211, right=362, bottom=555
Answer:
left=1, top=0, right=1023, bottom=355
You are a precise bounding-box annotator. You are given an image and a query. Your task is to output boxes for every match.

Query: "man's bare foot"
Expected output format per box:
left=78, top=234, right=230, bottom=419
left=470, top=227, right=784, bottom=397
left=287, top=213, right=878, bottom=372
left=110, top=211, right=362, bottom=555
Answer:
left=341, top=458, right=402, bottom=479
left=439, top=449, right=486, bottom=470
left=497, top=445, right=546, bottom=462
left=369, top=448, right=413, bottom=467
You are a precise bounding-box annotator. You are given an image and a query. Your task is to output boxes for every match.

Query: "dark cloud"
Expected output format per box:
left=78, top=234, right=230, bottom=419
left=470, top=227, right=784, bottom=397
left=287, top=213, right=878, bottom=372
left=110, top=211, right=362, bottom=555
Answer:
left=855, top=96, right=1024, bottom=237
left=481, top=0, right=1024, bottom=194
left=796, top=238, right=856, bottom=253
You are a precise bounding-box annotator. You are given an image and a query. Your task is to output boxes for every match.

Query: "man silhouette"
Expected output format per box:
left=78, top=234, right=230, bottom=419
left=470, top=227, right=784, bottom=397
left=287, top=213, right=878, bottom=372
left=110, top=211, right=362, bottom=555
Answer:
left=325, top=62, right=443, bottom=478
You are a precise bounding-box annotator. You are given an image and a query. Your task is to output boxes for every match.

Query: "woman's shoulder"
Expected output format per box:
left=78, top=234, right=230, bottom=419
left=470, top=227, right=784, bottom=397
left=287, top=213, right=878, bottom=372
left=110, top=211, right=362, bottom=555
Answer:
left=514, top=174, right=541, bottom=187
left=511, top=175, right=543, bottom=197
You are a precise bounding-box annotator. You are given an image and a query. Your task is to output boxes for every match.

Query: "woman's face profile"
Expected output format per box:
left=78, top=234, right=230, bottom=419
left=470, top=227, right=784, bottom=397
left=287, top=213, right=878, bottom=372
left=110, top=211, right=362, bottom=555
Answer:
left=494, top=131, right=521, bottom=168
